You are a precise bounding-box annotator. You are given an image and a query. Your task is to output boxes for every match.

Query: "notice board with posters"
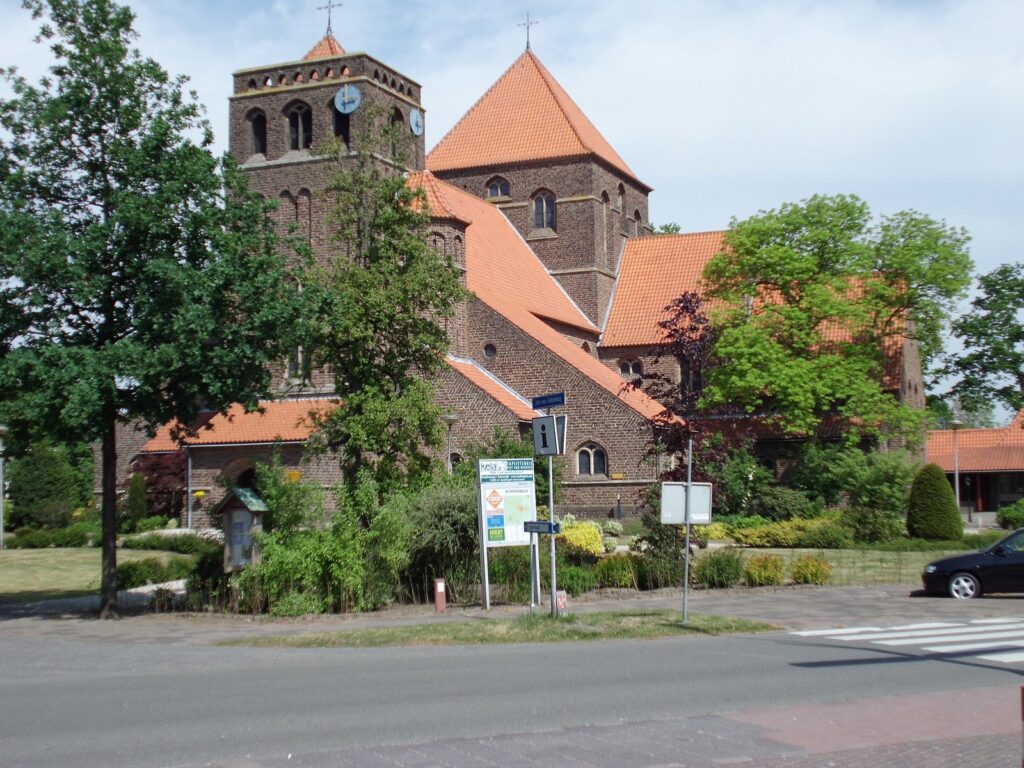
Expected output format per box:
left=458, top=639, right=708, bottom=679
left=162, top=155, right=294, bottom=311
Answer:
left=477, top=458, right=537, bottom=548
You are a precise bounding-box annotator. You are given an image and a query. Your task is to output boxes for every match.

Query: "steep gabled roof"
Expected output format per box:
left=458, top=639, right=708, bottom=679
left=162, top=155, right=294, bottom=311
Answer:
left=447, top=355, right=541, bottom=421
left=303, top=34, right=345, bottom=61
left=427, top=51, right=647, bottom=190
left=602, top=232, right=725, bottom=348
left=409, top=172, right=665, bottom=421
left=927, top=411, right=1024, bottom=472
left=141, top=399, right=338, bottom=452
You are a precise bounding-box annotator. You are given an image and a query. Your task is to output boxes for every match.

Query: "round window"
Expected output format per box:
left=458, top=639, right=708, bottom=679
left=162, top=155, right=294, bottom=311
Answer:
left=484, top=343, right=497, bottom=358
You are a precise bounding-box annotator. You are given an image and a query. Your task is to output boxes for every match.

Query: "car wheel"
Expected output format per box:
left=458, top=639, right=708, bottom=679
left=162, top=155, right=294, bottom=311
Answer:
left=948, top=572, right=981, bottom=600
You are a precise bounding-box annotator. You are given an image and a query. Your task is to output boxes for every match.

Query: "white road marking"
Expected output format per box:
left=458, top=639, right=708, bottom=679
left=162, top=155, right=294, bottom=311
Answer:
left=789, top=617, right=1024, bottom=665
left=922, top=639, right=1024, bottom=653
left=836, top=622, right=1024, bottom=642
left=879, top=629, right=1024, bottom=646
left=976, top=650, right=1024, bottom=663
left=792, top=627, right=882, bottom=636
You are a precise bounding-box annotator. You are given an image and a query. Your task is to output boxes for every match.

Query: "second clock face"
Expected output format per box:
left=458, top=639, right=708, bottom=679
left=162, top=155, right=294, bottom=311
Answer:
left=334, top=84, right=362, bottom=114
left=409, top=108, right=424, bottom=136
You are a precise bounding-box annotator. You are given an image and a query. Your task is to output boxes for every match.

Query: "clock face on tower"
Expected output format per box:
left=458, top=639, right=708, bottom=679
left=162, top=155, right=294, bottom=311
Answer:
left=409, top=108, right=424, bottom=136
left=334, top=84, right=362, bottom=115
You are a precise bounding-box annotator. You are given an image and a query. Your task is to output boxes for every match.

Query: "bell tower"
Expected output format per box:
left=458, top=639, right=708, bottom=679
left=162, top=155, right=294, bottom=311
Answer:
left=227, top=31, right=426, bottom=264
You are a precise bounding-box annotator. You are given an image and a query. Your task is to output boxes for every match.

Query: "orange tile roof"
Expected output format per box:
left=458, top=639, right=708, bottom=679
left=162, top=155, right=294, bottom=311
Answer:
left=602, top=232, right=725, bottom=348
left=427, top=51, right=647, bottom=190
left=447, top=356, right=540, bottom=421
left=141, top=399, right=338, bottom=452
left=303, top=34, right=345, bottom=61
left=927, top=411, right=1024, bottom=472
left=409, top=172, right=665, bottom=421
left=416, top=171, right=471, bottom=225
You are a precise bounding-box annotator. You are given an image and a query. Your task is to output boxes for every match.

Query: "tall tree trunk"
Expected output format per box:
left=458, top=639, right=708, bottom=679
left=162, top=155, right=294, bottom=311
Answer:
left=99, top=423, right=118, bottom=618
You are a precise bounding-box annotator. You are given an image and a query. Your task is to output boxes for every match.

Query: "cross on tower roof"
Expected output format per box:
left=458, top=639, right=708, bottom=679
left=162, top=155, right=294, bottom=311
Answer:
left=318, top=0, right=342, bottom=35
left=518, top=13, right=539, bottom=51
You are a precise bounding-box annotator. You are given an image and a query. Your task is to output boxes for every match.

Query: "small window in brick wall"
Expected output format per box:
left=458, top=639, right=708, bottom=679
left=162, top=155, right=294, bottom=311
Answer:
left=577, top=444, right=608, bottom=477
left=486, top=177, right=510, bottom=198
left=619, top=360, right=642, bottom=378
left=287, top=103, right=313, bottom=150
left=483, top=343, right=497, bottom=358
left=533, top=191, right=556, bottom=231
left=250, top=111, right=267, bottom=156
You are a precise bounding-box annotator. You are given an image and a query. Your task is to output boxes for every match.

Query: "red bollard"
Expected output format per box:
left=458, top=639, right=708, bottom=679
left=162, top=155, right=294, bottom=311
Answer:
left=434, top=578, right=446, bottom=613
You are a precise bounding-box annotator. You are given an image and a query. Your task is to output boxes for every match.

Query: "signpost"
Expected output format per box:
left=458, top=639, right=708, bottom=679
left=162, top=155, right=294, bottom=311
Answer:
left=478, top=458, right=537, bottom=610
left=661, top=477, right=713, bottom=625
left=531, top=392, right=567, bottom=617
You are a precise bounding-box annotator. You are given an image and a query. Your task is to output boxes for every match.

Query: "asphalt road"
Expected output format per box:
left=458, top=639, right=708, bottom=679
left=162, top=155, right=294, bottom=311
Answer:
left=1, top=616, right=1022, bottom=768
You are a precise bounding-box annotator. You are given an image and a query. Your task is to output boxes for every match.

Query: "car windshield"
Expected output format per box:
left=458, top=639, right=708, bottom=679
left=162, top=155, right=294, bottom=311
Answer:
left=990, top=530, right=1024, bottom=553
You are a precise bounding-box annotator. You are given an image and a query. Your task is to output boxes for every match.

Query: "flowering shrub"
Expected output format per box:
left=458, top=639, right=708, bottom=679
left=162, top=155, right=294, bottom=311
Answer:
left=791, top=555, right=831, bottom=585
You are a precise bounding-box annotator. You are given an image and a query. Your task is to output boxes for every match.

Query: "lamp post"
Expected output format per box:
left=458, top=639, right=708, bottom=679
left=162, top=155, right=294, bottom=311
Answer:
left=950, top=416, right=964, bottom=523
left=441, top=413, right=460, bottom=474
left=0, top=424, right=7, bottom=550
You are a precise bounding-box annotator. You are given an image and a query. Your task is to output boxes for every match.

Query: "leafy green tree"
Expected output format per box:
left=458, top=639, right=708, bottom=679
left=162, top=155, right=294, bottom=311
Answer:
left=945, top=262, right=1024, bottom=414
left=653, top=222, right=682, bottom=235
left=7, top=440, right=83, bottom=529
left=453, top=427, right=560, bottom=506
left=906, top=462, right=962, bottom=540
left=925, top=395, right=995, bottom=429
left=702, top=194, right=972, bottom=442
left=119, top=472, right=147, bottom=533
left=305, top=110, right=466, bottom=493
left=0, top=0, right=305, bottom=616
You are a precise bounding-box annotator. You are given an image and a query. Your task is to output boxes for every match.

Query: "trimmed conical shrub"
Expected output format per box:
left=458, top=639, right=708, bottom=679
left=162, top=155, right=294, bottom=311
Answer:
left=906, top=463, right=963, bottom=540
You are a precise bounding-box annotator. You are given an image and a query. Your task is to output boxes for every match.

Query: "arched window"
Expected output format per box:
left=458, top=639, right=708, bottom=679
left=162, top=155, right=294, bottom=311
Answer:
left=430, top=232, right=447, bottom=254
left=390, top=106, right=405, bottom=127
left=616, top=183, right=625, bottom=211
left=486, top=177, right=510, bottom=198
left=247, top=78, right=258, bottom=90
left=249, top=111, right=267, bottom=156
left=332, top=99, right=350, bottom=147
left=533, top=191, right=556, bottom=230
left=287, top=103, right=313, bottom=150
left=287, top=346, right=311, bottom=382
left=453, top=235, right=463, bottom=260
left=633, top=209, right=643, bottom=236
left=680, top=360, right=703, bottom=400
left=577, top=444, right=608, bottom=476
left=618, top=360, right=642, bottom=378
left=600, top=191, right=610, bottom=256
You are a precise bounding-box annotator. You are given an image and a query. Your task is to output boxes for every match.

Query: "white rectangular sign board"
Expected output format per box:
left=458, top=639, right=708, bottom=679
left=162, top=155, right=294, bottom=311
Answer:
left=478, top=458, right=537, bottom=548
left=660, top=482, right=713, bottom=525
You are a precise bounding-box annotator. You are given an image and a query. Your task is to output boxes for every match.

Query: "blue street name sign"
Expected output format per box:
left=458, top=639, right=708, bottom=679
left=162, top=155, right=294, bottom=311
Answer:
left=531, top=392, right=566, bottom=410
left=524, top=521, right=561, bottom=535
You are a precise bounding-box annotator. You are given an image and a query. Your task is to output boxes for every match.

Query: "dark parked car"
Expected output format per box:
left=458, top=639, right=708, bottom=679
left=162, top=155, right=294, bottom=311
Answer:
left=923, top=528, right=1024, bottom=599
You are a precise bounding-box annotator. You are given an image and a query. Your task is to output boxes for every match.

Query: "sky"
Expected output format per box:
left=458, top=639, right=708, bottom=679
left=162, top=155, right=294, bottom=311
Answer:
left=2, top=0, right=1021, bottom=412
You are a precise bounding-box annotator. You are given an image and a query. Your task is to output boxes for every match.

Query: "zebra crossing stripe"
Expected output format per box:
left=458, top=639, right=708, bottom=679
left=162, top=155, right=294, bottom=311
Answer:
left=922, top=639, right=1024, bottom=653
left=835, top=622, right=1024, bottom=642
left=791, top=627, right=881, bottom=636
left=879, top=628, right=1024, bottom=646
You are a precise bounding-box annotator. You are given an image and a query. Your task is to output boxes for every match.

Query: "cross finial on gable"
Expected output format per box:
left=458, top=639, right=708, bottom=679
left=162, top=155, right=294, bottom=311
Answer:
left=318, top=0, right=342, bottom=35
left=518, top=13, right=539, bottom=51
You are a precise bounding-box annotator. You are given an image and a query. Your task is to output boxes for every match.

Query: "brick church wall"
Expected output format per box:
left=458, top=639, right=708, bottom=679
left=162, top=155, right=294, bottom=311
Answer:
left=466, top=300, right=658, bottom=516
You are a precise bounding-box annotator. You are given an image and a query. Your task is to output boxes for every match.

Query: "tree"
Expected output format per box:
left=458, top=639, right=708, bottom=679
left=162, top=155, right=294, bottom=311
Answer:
left=305, top=110, right=466, bottom=493
left=945, top=262, right=1024, bottom=414
left=0, top=0, right=305, bottom=616
left=925, top=395, right=995, bottom=429
left=906, top=463, right=962, bottom=541
left=653, top=222, right=682, bottom=235
left=7, top=440, right=83, bottom=529
left=701, top=194, right=972, bottom=442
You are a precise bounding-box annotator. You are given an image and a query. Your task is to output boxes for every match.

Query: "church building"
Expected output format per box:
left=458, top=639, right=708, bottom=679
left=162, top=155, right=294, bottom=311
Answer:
left=125, top=29, right=925, bottom=527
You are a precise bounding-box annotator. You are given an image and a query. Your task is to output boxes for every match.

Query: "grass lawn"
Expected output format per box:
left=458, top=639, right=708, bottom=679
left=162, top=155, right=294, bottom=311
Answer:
left=749, top=548, right=967, bottom=586
left=0, top=548, right=186, bottom=604
left=224, top=610, right=777, bottom=648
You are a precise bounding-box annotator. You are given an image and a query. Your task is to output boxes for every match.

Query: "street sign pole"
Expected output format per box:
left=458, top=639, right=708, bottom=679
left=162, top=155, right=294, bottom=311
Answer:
left=683, top=432, right=693, bottom=625
left=529, top=531, right=537, bottom=614
left=548, top=423, right=557, bottom=618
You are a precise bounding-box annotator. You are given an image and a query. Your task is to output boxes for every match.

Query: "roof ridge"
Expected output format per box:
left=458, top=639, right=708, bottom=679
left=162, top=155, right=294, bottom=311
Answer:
left=447, top=354, right=538, bottom=413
